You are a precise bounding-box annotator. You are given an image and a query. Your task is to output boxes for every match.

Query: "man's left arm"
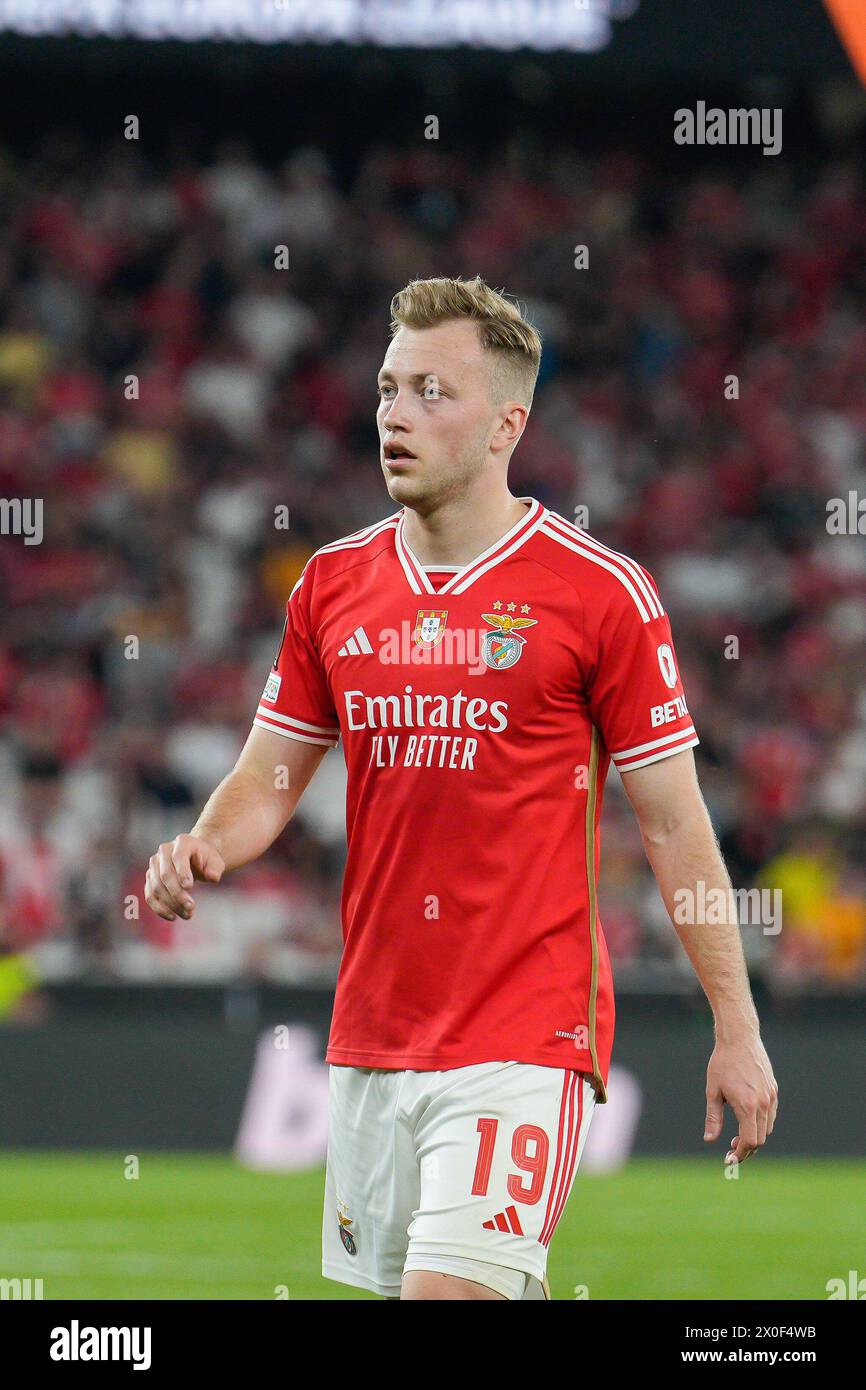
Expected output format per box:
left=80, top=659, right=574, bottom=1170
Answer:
left=619, top=748, right=779, bottom=1163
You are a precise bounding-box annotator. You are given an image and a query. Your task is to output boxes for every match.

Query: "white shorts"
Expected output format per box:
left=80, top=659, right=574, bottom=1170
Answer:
left=322, top=1060, right=596, bottom=1300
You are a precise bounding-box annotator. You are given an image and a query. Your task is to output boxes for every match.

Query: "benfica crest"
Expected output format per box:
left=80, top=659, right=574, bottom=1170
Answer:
left=414, top=609, right=448, bottom=648
left=481, top=611, right=537, bottom=669
left=337, top=1202, right=357, bottom=1256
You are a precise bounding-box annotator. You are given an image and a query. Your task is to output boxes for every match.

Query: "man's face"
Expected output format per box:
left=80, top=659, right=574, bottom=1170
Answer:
left=377, top=320, right=499, bottom=514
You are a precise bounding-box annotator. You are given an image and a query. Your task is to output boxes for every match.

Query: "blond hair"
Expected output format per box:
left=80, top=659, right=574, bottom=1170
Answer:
left=389, top=275, right=542, bottom=409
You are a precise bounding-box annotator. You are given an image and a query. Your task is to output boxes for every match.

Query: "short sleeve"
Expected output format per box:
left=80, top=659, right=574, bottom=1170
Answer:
left=585, top=570, right=699, bottom=773
left=253, top=564, right=340, bottom=748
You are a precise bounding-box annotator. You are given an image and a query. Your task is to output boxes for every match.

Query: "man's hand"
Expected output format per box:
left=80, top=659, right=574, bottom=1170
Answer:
left=144, top=834, right=226, bottom=922
left=619, top=754, right=779, bottom=1167
left=704, top=1033, right=778, bottom=1164
left=142, top=727, right=328, bottom=922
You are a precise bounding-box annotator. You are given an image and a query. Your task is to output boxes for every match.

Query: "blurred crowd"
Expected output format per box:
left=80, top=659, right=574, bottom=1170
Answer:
left=0, top=127, right=864, bottom=997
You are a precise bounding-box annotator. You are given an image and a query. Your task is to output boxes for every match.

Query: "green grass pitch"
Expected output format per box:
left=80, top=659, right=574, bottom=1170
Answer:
left=0, top=1152, right=861, bottom=1300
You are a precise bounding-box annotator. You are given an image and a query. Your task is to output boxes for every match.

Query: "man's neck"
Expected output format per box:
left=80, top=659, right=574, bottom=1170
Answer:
left=401, top=492, right=529, bottom=568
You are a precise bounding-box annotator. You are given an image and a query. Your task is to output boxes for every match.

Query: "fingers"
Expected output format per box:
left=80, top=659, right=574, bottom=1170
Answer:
left=144, top=856, right=178, bottom=921
left=722, top=1100, right=756, bottom=1167
left=144, top=837, right=201, bottom=921
left=728, top=1082, right=778, bottom=1164
left=767, top=1076, right=779, bottom=1136
left=704, top=1087, right=724, bottom=1141
left=157, top=842, right=195, bottom=917
left=143, top=835, right=227, bottom=921
left=170, top=836, right=196, bottom=892
left=726, top=1135, right=755, bottom=1165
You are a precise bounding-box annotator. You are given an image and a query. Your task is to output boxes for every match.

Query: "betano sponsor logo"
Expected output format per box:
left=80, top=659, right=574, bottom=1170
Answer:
left=345, top=685, right=509, bottom=733
left=651, top=694, right=689, bottom=727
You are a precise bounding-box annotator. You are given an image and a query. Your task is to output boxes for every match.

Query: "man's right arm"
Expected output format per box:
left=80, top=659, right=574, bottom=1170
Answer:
left=144, top=725, right=328, bottom=922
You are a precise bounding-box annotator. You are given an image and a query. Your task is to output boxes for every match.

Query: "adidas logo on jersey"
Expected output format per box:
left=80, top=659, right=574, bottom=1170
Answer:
left=337, top=626, right=374, bottom=657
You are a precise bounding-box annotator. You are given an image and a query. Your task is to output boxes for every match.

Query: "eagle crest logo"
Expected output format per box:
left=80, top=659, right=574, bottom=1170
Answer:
left=480, top=612, right=538, bottom=670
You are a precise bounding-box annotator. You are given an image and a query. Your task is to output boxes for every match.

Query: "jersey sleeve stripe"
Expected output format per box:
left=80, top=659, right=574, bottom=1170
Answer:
left=253, top=717, right=338, bottom=747
left=548, top=513, right=664, bottom=618
left=291, top=519, right=400, bottom=596
left=255, top=706, right=340, bottom=736
left=610, top=725, right=699, bottom=761
left=540, top=522, right=655, bottom=622
left=315, top=516, right=400, bottom=557
left=612, top=733, right=700, bottom=772
left=544, top=515, right=664, bottom=619
left=289, top=570, right=306, bottom=601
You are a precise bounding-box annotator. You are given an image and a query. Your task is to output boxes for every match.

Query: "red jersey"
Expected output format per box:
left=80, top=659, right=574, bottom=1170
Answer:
left=253, top=498, right=699, bottom=1099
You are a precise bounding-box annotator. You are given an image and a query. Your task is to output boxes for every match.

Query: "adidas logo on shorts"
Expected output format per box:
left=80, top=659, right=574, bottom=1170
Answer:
left=482, top=1205, right=524, bottom=1235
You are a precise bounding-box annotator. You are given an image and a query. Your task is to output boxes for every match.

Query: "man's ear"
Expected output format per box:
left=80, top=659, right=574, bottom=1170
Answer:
left=490, top=402, right=528, bottom=455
